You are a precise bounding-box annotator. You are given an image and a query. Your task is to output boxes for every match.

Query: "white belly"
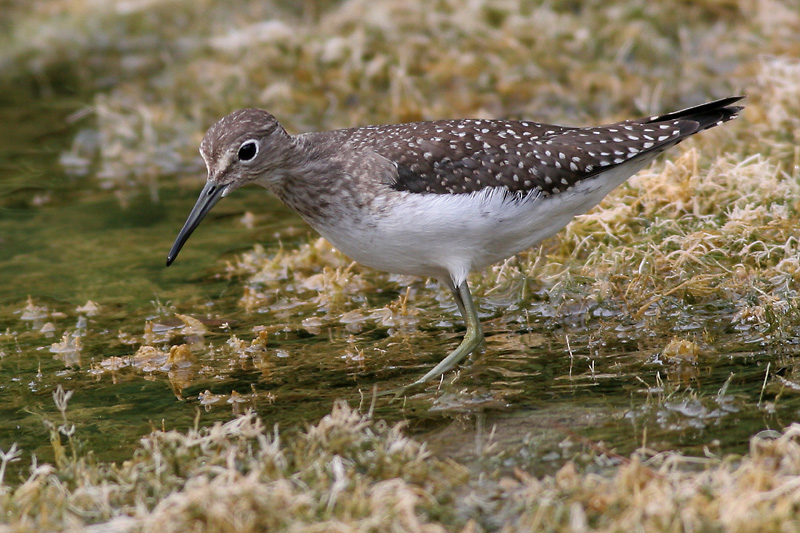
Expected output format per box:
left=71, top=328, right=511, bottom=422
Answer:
left=307, top=160, right=648, bottom=286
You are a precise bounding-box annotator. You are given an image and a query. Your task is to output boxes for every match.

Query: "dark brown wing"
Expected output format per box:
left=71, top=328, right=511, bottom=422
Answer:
left=337, top=96, right=744, bottom=197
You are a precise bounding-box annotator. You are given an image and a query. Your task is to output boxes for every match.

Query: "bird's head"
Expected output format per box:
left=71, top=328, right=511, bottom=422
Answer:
left=166, top=109, right=291, bottom=266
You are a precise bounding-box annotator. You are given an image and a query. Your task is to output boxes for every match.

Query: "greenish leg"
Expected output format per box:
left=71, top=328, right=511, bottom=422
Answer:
left=391, top=280, right=484, bottom=396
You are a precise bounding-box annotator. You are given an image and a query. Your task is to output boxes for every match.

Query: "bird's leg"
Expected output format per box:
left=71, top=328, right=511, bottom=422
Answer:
left=407, top=280, right=484, bottom=388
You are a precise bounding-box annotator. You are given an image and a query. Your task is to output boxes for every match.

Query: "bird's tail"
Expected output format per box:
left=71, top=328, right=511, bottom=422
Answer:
left=641, top=95, right=745, bottom=132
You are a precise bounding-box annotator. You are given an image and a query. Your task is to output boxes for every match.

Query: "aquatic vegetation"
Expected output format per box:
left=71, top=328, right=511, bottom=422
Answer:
left=3, top=393, right=800, bottom=531
left=2, top=0, right=800, bottom=530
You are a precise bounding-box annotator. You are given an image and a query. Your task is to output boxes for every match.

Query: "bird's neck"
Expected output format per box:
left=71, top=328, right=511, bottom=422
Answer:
left=263, top=133, right=355, bottom=223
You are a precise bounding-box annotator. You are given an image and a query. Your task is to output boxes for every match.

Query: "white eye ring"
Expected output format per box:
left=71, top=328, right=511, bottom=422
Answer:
left=238, top=139, right=258, bottom=162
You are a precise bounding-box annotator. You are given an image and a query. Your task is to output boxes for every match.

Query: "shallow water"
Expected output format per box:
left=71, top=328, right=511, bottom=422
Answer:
left=1, top=91, right=796, bottom=482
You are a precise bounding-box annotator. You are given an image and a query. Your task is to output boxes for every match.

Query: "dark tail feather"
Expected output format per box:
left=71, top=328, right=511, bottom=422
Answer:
left=643, top=95, right=745, bottom=131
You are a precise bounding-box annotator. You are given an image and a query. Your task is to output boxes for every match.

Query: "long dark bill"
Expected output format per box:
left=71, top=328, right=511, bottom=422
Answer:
left=166, top=181, right=226, bottom=266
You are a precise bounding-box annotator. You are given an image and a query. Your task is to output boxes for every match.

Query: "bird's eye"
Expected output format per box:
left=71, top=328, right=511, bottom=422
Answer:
left=238, top=140, right=258, bottom=161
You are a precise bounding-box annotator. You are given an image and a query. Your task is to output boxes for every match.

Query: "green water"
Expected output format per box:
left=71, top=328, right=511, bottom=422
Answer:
left=1, top=92, right=796, bottom=483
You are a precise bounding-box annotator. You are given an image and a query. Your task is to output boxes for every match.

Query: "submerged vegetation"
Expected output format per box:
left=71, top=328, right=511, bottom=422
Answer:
left=2, top=0, right=800, bottom=530
left=3, top=392, right=800, bottom=531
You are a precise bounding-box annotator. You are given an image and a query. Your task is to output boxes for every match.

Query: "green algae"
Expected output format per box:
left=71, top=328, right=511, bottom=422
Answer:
left=1, top=0, right=800, bottom=530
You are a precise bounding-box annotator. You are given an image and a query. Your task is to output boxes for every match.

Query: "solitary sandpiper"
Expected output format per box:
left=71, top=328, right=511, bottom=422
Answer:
left=167, top=96, right=743, bottom=388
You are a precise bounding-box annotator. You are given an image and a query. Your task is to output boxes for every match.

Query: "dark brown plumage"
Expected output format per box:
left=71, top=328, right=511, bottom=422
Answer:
left=329, top=96, right=742, bottom=196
